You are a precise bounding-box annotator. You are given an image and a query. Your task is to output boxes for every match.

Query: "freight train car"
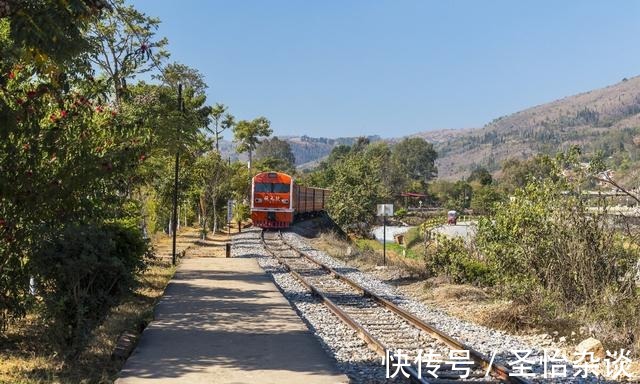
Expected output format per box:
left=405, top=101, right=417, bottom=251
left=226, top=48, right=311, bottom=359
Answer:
left=251, top=171, right=330, bottom=228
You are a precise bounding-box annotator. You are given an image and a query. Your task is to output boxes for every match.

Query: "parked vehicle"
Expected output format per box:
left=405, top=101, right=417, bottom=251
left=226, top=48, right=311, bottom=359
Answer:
left=447, top=210, right=457, bottom=225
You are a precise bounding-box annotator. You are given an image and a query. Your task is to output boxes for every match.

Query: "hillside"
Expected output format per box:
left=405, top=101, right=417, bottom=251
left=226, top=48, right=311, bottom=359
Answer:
left=417, top=76, right=640, bottom=180
left=219, top=77, right=640, bottom=182
left=219, top=135, right=381, bottom=167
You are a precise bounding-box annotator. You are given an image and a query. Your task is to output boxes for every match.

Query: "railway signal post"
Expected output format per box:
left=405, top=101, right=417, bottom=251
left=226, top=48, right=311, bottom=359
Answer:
left=377, top=204, right=393, bottom=266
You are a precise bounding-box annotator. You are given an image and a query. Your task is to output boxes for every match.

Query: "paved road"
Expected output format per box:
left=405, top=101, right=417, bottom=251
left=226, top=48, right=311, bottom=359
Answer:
left=117, top=258, right=347, bottom=384
left=432, top=221, right=477, bottom=242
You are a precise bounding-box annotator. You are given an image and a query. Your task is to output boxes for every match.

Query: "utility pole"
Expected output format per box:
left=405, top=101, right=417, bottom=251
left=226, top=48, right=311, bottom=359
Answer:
left=172, top=83, right=183, bottom=266
left=382, top=214, right=386, bottom=266
left=377, top=204, right=393, bottom=267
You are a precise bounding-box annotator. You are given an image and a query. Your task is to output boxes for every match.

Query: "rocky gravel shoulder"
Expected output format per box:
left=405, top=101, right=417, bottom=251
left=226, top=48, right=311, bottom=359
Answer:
left=233, top=227, right=618, bottom=383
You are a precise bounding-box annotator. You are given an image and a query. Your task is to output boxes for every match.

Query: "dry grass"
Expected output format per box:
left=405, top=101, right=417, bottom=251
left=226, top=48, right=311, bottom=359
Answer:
left=311, top=231, right=428, bottom=279
left=0, top=258, right=175, bottom=384
left=429, top=284, right=488, bottom=301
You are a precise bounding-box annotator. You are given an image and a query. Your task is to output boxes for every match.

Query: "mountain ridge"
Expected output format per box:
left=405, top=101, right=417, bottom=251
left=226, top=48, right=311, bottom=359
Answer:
left=219, top=75, right=640, bottom=181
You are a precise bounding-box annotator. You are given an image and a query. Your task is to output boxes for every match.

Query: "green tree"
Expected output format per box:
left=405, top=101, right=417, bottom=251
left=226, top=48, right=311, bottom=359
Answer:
left=499, top=154, right=557, bottom=193
left=207, top=103, right=228, bottom=152
left=193, top=152, right=230, bottom=237
left=220, top=113, right=236, bottom=148
left=0, top=2, right=163, bottom=339
left=233, top=116, right=272, bottom=173
left=255, top=136, right=295, bottom=173
left=428, top=180, right=471, bottom=210
left=351, top=136, right=370, bottom=152
left=156, top=62, right=207, bottom=95
left=470, top=185, right=504, bottom=215
left=391, top=137, right=437, bottom=186
left=476, top=154, right=637, bottom=308
left=327, top=152, right=388, bottom=235
left=468, top=166, right=493, bottom=186
left=86, top=0, right=169, bottom=103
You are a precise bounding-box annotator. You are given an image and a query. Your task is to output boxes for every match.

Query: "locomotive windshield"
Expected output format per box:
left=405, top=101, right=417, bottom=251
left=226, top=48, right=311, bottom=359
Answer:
left=272, top=183, right=290, bottom=193
left=254, top=183, right=290, bottom=193
left=254, top=183, right=271, bottom=192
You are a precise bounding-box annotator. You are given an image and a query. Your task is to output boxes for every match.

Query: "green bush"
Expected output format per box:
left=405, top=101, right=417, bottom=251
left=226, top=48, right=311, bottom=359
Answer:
left=476, top=180, right=638, bottom=308
left=394, top=208, right=407, bottom=219
left=426, top=237, right=495, bottom=286
left=31, top=222, right=149, bottom=353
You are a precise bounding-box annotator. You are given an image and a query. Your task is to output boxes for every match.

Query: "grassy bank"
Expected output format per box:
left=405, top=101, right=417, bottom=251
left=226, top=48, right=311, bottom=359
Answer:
left=353, top=227, right=424, bottom=261
left=0, top=258, right=175, bottom=384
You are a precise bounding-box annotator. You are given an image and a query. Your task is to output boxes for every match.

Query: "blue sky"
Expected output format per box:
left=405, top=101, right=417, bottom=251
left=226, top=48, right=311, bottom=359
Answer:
left=133, top=0, right=640, bottom=138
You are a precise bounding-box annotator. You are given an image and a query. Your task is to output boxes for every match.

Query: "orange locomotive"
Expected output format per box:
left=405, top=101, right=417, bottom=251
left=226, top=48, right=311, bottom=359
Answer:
left=251, top=171, right=330, bottom=228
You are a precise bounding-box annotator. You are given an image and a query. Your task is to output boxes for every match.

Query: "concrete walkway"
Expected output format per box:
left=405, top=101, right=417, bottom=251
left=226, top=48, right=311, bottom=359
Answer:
left=117, top=258, right=348, bottom=384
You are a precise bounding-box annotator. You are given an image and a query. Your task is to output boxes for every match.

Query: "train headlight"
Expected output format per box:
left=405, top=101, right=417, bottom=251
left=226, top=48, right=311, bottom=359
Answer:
left=281, top=199, right=289, bottom=204
left=255, top=198, right=263, bottom=203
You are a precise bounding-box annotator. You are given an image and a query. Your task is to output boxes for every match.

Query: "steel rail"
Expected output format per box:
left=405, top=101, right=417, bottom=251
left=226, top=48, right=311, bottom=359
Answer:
left=261, top=230, right=429, bottom=384
left=269, top=230, right=531, bottom=384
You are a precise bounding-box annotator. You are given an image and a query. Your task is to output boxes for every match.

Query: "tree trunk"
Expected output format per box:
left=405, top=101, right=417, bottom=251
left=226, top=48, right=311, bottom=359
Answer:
left=212, top=195, right=218, bottom=235
left=201, top=217, right=207, bottom=240
left=215, top=133, right=219, bottom=152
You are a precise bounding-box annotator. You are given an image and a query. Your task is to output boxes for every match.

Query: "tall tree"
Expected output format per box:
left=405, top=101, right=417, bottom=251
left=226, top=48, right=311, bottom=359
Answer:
left=327, top=152, right=388, bottom=235
left=207, top=103, right=228, bottom=152
left=392, top=137, right=438, bottom=185
left=233, top=117, right=272, bottom=173
left=85, top=0, right=169, bottom=103
left=155, top=62, right=207, bottom=95
left=0, top=1, right=168, bottom=335
left=193, top=152, right=229, bottom=238
left=220, top=113, right=236, bottom=150
left=468, top=166, right=493, bottom=186
left=255, top=136, right=295, bottom=172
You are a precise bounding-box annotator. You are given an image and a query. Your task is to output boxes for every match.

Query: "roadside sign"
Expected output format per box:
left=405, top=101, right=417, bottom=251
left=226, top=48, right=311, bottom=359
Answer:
left=377, top=204, right=393, bottom=217
left=376, top=204, right=393, bottom=267
left=227, top=199, right=235, bottom=222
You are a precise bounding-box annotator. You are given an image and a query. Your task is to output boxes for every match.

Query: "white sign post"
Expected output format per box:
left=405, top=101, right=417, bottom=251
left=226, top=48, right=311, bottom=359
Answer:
left=227, top=199, right=235, bottom=236
left=377, top=204, right=393, bottom=266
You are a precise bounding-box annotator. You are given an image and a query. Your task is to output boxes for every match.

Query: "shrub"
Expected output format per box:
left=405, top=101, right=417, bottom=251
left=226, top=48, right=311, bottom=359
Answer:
left=426, top=237, right=495, bottom=286
left=31, top=221, right=149, bottom=353
left=476, top=180, right=638, bottom=308
left=394, top=208, right=407, bottom=219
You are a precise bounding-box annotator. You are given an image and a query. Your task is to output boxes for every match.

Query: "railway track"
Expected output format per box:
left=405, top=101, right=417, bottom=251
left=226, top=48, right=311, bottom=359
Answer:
left=261, top=230, right=531, bottom=384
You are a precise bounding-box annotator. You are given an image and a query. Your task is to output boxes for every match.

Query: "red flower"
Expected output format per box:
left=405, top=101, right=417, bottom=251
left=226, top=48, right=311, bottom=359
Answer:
left=139, top=154, right=146, bottom=162
left=16, top=98, right=24, bottom=105
left=8, top=72, right=15, bottom=79
left=96, top=106, right=103, bottom=112
left=111, top=111, right=117, bottom=117
left=50, top=114, right=57, bottom=122
left=60, top=110, right=67, bottom=118
left=27, top=91, right=37, bottom=98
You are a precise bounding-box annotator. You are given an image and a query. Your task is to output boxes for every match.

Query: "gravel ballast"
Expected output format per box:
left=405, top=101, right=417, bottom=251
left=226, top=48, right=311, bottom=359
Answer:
left=233, top=227, right=618, bottom=383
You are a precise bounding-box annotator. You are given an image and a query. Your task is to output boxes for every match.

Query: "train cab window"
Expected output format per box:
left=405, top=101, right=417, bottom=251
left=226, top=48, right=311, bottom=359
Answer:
left=272, top=183, right=290, bottom=193
left=254, top=183, right=271, bottom=192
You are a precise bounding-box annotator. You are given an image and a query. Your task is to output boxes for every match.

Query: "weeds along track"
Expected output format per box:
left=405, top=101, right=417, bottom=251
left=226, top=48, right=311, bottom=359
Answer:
left=261, top=230, right=530, bottom=384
